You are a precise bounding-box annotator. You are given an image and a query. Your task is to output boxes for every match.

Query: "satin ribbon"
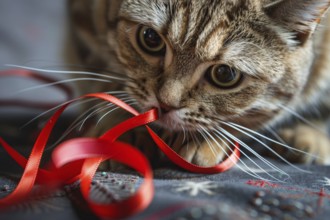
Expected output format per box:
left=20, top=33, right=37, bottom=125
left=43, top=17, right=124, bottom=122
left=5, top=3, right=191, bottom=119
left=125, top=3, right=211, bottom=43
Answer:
left=0, top=70, right=240, bottom=219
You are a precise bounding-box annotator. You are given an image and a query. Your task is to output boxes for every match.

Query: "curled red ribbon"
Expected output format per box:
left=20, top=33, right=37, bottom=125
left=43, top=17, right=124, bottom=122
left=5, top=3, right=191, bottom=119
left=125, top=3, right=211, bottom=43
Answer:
left=0, top=70, right=240, bottom=219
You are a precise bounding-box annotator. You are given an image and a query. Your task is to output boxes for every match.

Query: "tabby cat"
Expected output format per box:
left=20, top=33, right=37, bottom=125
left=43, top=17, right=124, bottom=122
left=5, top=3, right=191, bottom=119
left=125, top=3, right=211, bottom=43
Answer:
left=67, top=0, right=330, bottom=169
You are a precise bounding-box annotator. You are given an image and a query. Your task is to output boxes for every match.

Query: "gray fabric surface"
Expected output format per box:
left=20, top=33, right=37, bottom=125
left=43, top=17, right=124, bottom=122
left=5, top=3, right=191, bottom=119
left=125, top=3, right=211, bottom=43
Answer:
left=1, top=160, right=330, bottom=220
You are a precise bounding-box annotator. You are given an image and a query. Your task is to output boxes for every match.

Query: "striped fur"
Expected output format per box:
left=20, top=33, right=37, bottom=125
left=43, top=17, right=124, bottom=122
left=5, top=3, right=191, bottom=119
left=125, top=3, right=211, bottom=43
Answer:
left=67, top=0, right=330, bottom=167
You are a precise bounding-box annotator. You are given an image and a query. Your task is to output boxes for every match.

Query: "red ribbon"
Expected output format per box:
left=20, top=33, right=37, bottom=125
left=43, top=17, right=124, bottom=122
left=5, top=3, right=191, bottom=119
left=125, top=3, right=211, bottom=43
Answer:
left=0, top=70, right=240, bottom=219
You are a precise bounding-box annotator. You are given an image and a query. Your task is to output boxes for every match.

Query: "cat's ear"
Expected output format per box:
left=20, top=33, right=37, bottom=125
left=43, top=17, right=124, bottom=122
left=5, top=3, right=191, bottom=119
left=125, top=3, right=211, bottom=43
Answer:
left=264, top=0, right=330, bottom=45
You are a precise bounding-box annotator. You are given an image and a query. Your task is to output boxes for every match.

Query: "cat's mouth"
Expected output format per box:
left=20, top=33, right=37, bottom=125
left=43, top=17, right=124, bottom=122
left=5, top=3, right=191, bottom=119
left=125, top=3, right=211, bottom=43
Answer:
left=143, top=102, right=200, bottom=131
left=152, top=107, right=199, bottom=131
left=155, top=109, right=182, bottom=130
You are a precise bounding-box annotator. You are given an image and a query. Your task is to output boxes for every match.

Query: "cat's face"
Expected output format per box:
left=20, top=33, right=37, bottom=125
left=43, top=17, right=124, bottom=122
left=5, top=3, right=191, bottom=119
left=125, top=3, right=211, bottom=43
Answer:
left=105, top=0, right=329, bottom=132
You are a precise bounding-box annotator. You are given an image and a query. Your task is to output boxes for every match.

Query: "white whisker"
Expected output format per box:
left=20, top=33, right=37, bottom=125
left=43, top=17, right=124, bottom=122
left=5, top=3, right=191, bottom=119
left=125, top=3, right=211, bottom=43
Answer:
left=213, top=127, right=285, bottom=181
left=180, top=125, right=187, bottom=145
left=60, top=92, right=131, bottom=134
left=20, top=97, right=85, bottom=129
left=81, top=103, right=115, bottom=130
left=96, top=107, right=119, bottom=126
left=217, top=126, right=289, bottom=181
left=197, top=128, right=217, bottom=157
left=200, top=126, right=236, bottom=161
left=6, top=64, right=126, bottom=81
left=50, top=104, right=138, bottom=149
left=21, top=90, right=132, bottom=128
left=276, top=103, right=327, bottom=135
left=106, top=91, right=130, bottom=96
left=258, top=99, right=327, bottom=136
left=13, top=78, right=112, bottom=96
left=51, top=102, right=109, bottom=146
left=49, top=97, right=137, bottom=148
left=201, top=126, right=273, bottom=181
left=96, top=99, right=138, bottom=126
left=189, top=130, right=199, bottom=150
left=229, top=122, right=318, bottom=159
left=222, top=122, right=311, bottom=174
left=264, top=125, right=287, bottom=145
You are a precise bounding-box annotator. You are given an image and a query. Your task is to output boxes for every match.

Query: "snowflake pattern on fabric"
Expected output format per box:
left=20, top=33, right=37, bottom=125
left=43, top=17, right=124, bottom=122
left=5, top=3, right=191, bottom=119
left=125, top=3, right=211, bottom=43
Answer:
left=174, top=181, right=218, bottom=196
left=319, top=177, right=330, bottom=187
left=1, top=161, right=330, bottom=220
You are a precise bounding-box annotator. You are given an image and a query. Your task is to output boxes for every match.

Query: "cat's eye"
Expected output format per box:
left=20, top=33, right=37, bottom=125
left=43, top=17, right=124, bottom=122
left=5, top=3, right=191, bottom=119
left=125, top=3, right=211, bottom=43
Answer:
left=205, top=65, right=242, bottom=89
left=137, top=26, right=166, bottom=56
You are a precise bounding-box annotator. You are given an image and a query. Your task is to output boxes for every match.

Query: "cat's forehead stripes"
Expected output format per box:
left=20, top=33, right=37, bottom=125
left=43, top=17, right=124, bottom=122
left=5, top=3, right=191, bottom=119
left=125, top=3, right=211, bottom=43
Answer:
left=168, top=1, right=214, bottom=46
left=120, top=0, right=283, bottom=80
left=120, top=0, right=172, bottom=30
left=167, top=0, right=250, bottom=49
left=120, top=0, right=252, bottom=44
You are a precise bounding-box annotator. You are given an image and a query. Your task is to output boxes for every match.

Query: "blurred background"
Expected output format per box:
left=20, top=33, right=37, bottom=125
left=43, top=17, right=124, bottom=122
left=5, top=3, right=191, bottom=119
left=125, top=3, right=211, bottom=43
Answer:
left=0, top=0, right=75, bottom=172
left=0, top=0, right=69, bottom=115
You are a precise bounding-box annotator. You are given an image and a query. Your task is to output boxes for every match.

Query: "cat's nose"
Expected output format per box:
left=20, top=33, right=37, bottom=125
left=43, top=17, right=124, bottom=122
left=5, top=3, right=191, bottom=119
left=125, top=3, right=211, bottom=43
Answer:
left=158, top=102, right=175, bottom=116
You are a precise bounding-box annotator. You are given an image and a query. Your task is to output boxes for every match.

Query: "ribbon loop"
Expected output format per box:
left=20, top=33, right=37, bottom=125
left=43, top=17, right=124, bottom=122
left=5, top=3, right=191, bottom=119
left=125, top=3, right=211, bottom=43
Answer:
left=0, top=69, right=240, bottom=219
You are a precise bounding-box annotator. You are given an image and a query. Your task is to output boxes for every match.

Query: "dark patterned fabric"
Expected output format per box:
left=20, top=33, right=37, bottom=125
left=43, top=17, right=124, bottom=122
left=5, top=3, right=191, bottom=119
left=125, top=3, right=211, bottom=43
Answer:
left=1, top=160, right=330, bottom=220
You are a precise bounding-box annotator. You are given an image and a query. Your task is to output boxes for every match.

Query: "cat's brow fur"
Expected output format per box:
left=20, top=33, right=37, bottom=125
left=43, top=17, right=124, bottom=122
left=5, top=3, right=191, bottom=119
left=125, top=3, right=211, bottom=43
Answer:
left=67, top=0, right=330, bottom=167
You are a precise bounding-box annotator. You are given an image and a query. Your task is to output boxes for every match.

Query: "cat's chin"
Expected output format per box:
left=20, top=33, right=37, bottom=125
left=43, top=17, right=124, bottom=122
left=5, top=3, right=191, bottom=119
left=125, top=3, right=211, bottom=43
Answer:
left=155, top=113, right=183, bottom=131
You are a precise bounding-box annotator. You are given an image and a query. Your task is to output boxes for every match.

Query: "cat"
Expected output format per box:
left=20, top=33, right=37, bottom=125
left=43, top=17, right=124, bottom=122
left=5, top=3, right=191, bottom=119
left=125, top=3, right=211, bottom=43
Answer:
left=66, top=0, right=330, bottom=169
